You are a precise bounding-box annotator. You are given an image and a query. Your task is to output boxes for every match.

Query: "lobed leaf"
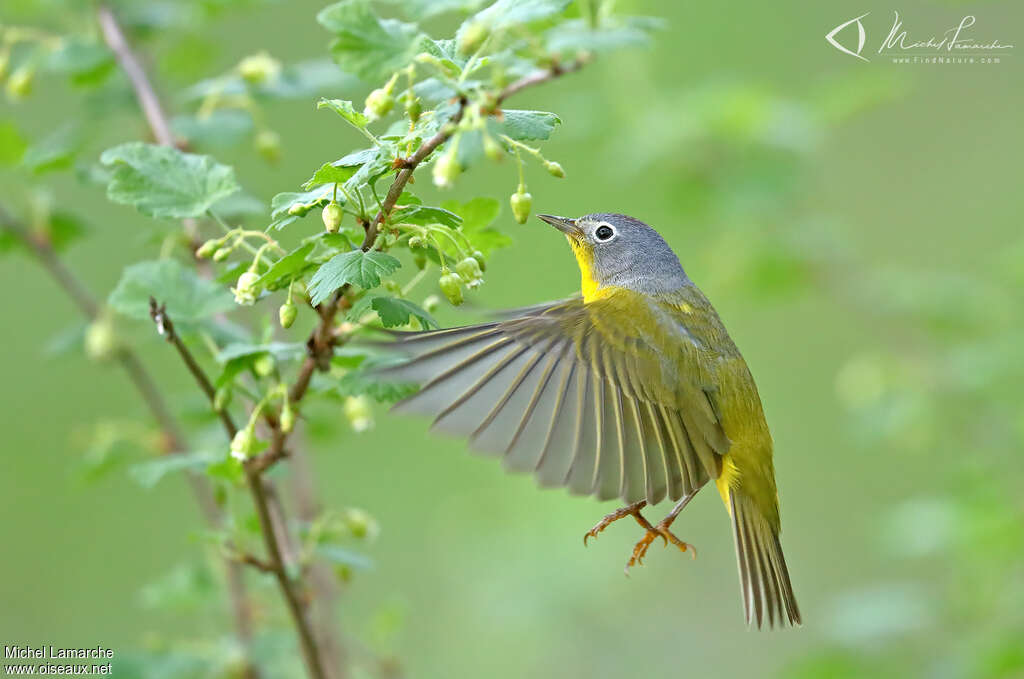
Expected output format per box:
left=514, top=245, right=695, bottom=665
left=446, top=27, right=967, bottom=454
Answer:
left=308, top=250, right=402, bottom=305
left=257, top=242, right=317, bottom=289
left=317, top=98, right=369, bottom=130
left=100, top=143, right=240, bottom=219
left=492, top=110, right=562, bottom=141
left=108, top=259, right=236, bottom=323
left=317, top=0, right=427, bottom=82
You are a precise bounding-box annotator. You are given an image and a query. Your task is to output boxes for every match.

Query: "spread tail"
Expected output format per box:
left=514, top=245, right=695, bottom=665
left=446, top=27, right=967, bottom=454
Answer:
left=729, top=490, right=801, bottom=628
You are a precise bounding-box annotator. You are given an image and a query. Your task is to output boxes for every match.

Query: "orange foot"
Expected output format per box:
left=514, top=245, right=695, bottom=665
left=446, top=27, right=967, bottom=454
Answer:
left=626, top=516, right=697, bottom=573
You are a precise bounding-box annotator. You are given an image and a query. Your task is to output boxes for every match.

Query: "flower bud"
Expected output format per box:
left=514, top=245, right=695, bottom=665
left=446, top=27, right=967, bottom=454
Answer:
left=253, top=354, right=275, bottom=378
left=343, top=508, right=377, bottom=540
left=383, top=279, right=401, bottom=294
left=84, top=318, right=117, bottom=361
left=405, top=95, right=422, bottom=124
left=233, top=271, right=261, bottom=306
left=510, top=190, right=532, bottom=224
left=196, top=239, right=220, bottom=259
left=343, top=395, right=374, bottom=433
left=545, top=161, right=566, bottom=178
left=279, top=301, right=297, bottom=329
left=6, top=66, right=33, bottom=100
left=288, top=203, right=307, bottom=216
left=471, top=250, right=486, bottom=272
left=322, top=202, right=343, bottom=233
left=254, top=129, right=281, bottom=163
left=364, top=87, right=394, bottom=120
left=432, top=150, right=460, bottom=188
left=229, top=428, right=257, bottom=460
left=422, top=295, right=440, bottom=313
left=458, top=21, right=489, bottom=55
left=237, top=51, right=281, bottom=84
left=413, top=252, right=427, bottom=270
left=407, top=235, right=425, bottom=249
left=456, top=256, right=482, bottom=283
left=438, top=272, right=464, bottom=305
left=213, top=246, right=231, bottom=262
left=280, top=402, right=296, bottom=433
left=483, top=134, right=503, bottom=161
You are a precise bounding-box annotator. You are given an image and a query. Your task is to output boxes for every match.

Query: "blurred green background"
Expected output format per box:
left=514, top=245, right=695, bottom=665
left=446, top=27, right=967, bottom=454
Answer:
left=1, top=1, right=1022, bottom=677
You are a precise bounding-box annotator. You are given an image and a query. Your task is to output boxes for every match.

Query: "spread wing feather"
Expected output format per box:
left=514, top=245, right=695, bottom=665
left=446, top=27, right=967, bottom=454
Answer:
left=376, top=296, right=729, bottom=505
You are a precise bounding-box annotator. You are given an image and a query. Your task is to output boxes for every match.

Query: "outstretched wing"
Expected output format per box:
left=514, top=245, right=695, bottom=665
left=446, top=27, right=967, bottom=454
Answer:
left=375, top=294, right=730, bottom=505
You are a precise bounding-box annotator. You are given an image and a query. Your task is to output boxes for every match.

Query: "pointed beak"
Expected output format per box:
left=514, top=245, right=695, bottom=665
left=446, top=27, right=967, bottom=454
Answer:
left=537, top=214, right=581, bottom=237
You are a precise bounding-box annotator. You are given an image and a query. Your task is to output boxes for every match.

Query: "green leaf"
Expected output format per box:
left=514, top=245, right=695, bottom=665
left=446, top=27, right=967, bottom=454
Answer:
left=44, top=37, right=115, bottom=86
left=492, top=110, right=562, bottom=141
left=0, top=119, right=27, bottom=166
left=317, top=0, right=427, bottom=81
left=171, top=110, right=254, bottom=149
left=303, top=162, right=360, bottom=191
left=441, top=197, right=511, bottom=255
left=257, top=242, right=316, bottom=289
left=271, top=185, right=335, bottom=219
left=458, top=0, right=571, bottom=41
left=382, top=0, right=487, bottom=20
left=100, top=142, right=240, bottom=219
left=371, top=296, right=438, bottom=328
left=545, top=17, right=662, bottom=53
left=130, top=451, right=217, bottom=489
left=216, top=342, right=307, bottom=364
left=317, top=98, right=369, bottom=129
left=391, top=205, right=461, bottom=228
left=23, top=124, right=83, bottom=174
left=108, top=259, right=236, bottom=323
left=317, top=545, right=373, bottom=570
left=308, top=250, right=401, bottom=305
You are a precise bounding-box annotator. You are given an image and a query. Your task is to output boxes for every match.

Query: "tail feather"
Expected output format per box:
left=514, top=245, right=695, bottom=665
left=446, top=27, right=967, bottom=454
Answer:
left=729, top=491, right=801, bottom=628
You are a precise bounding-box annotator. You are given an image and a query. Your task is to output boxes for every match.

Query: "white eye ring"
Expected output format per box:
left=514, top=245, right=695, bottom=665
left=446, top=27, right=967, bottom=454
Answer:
left=594, top=223, right=615, bottom=241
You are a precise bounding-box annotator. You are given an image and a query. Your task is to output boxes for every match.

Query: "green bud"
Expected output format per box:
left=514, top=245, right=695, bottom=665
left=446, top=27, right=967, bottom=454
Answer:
left=414, top=252, right=427, bottom=270
left=510, top=190, right=532, bottom=224
left=322, top=202, right=343, bottom=233
left=438, top=272, right=464, bottom=305
left=458, top=21, right=489, bottom=55
left=279, top=301, right=297, bottom=329
left=214, top=385, right=232, bottom=411
left=253, top=354, right=275, bottom=378
left=254, top=129, right=281, bottom=163
left=237, top=51, right=281, bottom=84
left=364, top=87, right=394, bottom=120
left=196, top=238, right=220, bottom=259
left=405, top=95, right=422, bottom=124
left=343, top=395, right=374, bottom=432
left=432, top=150, right=460, bottom=188
left=456, top=256, right=482, bottom=283
left=233, top=271, right=261, bottom=305
left=545, top=161, right=566, bottom=178
left=213, top=246, right=231, bottom=262
left=6, top=66, right=33, bottom=100
left=471, top=250, right=486, bottom=272
left=280, top=403, right=296, bottom=433
left=422, top=295, right=440, bottom=313
left=288, top=203, right=307, bottom=216
left=229, top=428, right=257, bottom=460
left=84, top=317, right=117, bottom=361
left=407, top=235, right=425, bottom=249
left=383, top=279, right=402, bottom=294
left=483, top=134, right=503, bottom=161
left=343, top=508, right=377, bottom=540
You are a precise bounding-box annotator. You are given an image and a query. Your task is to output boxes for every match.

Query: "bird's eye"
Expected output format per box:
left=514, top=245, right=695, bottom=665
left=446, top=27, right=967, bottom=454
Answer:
left=595, top=225, right=614, bottom=241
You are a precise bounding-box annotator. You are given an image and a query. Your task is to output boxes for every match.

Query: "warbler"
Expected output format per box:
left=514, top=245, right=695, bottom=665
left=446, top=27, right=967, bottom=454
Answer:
left=379, top=212, right=800, bottom=628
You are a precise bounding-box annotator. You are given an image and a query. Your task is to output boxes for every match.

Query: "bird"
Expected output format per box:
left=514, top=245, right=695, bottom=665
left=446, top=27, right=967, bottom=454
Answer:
left=375, top=212, right=800, bottom=628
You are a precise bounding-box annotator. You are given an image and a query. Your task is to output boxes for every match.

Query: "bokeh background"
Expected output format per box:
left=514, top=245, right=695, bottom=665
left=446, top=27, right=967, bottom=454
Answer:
left=2, top=0, right=1022, bottom=677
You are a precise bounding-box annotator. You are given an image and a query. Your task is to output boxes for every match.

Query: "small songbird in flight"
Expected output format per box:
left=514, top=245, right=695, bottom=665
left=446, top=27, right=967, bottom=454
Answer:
left=378, top=212, right=800, bottom=627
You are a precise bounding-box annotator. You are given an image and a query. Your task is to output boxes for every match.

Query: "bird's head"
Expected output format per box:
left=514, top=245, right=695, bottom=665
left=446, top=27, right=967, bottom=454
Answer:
left=537, top=212, right=690, bottom=300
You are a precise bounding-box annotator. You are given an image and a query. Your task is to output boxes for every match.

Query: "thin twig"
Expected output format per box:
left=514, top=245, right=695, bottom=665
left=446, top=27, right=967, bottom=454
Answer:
left=0, top=205, right=259, bottom=679
left=147, top=300, right=329, bottom=679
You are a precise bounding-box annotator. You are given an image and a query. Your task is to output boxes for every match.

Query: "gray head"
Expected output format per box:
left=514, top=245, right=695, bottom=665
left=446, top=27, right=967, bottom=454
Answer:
left=536, top=212, right=690, bottom=295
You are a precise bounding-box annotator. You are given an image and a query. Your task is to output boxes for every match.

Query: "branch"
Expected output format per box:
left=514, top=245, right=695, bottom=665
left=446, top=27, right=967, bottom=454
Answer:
left=147, top=301, right=329, bottom=679
left=96, top=5, right=176, bottom=147
left=0, top=205, right=259, bottom=679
